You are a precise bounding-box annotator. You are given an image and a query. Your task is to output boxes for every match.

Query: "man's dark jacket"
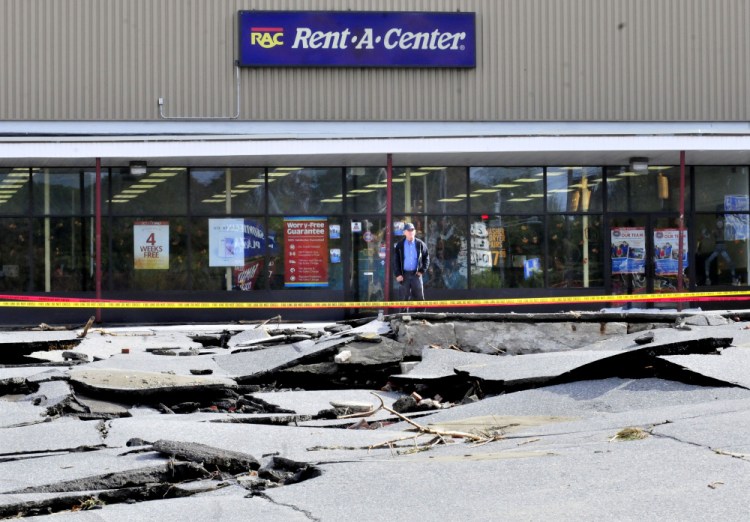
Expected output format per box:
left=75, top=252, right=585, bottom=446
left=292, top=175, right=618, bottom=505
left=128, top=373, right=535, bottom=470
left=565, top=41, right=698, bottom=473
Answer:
left=392, top=236, right=430, bottom=278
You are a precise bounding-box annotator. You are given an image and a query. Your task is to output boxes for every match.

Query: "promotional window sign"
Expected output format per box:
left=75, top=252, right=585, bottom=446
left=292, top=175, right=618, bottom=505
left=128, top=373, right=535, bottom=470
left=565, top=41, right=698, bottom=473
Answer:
left=329, top=224, right=340, bottom=239
left=134, top=221, right=169, bottom=270
left=470, top=221, right=492, bottom=269
left=523, top=258, right=541, bottom=280
left=208, top=219, right=245, bottom=267
left=488, top=226, right=507, bottom=263
left=208, top=219, right=267, bottom=267
left=233, top=259, right=264, bottom=290
left=238, top=11, right=476, bottom=68
left=724, top=195, right=750, bottom=240
left=284, top=217, right=329, bottom=287
left=654, top=229, right=689, bottom=276
left=610, top=227, right=646, bottom=275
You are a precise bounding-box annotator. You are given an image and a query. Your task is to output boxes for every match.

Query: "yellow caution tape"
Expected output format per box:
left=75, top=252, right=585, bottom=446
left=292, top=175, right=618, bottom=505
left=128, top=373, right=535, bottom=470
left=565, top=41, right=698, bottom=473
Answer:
left=0, top=290, right=749, bottom=309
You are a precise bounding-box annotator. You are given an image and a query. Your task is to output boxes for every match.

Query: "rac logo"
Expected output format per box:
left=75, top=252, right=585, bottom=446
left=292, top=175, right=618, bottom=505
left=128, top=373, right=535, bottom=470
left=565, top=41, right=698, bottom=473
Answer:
left=250, top=27, right=283, bottom=48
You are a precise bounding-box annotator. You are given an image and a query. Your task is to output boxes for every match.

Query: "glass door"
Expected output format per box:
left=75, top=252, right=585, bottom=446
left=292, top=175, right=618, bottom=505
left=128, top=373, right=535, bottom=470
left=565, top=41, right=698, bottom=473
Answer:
left=347, top=218, right=387, bottom=306
left=609, top=215, right=688, bottom=298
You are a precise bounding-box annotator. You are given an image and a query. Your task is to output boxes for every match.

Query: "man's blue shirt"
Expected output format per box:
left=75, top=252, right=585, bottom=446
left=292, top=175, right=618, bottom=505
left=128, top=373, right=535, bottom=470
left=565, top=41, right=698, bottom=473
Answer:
left=403, top=239, right=418, bottom=271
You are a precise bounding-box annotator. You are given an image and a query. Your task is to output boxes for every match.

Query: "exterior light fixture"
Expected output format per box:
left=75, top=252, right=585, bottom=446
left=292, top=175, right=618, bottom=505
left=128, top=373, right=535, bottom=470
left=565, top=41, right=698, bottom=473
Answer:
left=129, top=161, right=147, bottom=176
left=629, top=157, right=649, bottom=172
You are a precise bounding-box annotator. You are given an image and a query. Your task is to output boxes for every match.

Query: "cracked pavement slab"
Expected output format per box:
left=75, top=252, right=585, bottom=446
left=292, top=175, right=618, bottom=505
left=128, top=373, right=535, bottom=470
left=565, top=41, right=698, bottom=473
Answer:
left=3, top=315, right=750, bottom=519
left=660, top=346, right=750, bottom=388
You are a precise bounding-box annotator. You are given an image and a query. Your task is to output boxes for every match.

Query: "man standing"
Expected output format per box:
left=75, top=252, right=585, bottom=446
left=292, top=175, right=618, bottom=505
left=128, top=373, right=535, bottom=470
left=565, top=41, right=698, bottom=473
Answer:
left=392, top=222, right=430, bottom=310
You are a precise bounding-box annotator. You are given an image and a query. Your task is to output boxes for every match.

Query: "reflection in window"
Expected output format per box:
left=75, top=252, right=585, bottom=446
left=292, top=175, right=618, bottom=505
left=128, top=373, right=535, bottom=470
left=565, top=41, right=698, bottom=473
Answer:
left=392, top=167, right=467, bottom=215
left=268, top=168, right=342, bottom=215
left=0, top=168, right=31, bottom=215
left=33, top=218, right=94, bottom=292
left=697, top=214, right=747, bottom=286
left=346, top=167, right=388, bottom=214
left=33, top=169, right=95, bottom=216
left=546, top=167, right=603, bottom=212
left=421, top=216, right=467, bottom=289
left=191, top=168, right=266, bottom=216
left=267, top=216, right=343, bottom=290
left=351, top=218, right=387, bottom=301
left=694, top=166, right=749, bottom=213
left=469, top=167, right=544, bottom=214
left=470, top=215, right=544, bottom=288
left=108, top=218, right=188, bottom=291
left=607, top=166, right=690, bottom=212
left=0, top=218, right=30, bottom=291
left=108, top=167, right=188, bottom=215
left=548, top=215, right=603, bottom=288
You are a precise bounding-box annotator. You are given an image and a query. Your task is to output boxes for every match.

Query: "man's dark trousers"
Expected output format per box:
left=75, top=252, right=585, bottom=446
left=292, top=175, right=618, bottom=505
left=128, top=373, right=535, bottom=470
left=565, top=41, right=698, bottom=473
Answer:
left=399, top=271, right=424, bottom=312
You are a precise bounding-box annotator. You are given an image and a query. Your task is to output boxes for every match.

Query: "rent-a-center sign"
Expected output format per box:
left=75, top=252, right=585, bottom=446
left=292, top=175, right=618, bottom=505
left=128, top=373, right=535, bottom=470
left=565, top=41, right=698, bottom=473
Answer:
left=237, top=11, right=476, bottom=68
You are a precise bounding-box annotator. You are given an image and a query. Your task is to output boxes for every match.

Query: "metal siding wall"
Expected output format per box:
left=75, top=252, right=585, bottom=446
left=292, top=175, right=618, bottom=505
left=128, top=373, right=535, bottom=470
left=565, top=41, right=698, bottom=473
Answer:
left=0, top=0, right=748, bottom=121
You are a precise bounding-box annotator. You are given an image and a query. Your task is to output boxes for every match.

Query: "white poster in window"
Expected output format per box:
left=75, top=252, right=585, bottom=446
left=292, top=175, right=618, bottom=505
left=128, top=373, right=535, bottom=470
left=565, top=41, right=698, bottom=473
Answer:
left=208, top=218, right=245, bottom=267
left=134, top=221, right=169, bottom=270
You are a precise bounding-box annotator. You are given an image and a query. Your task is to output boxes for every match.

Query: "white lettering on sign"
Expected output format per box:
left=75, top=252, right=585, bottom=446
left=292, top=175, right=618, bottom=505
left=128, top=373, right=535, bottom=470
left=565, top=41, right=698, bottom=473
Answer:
left=293, top=27, right=351, bottom=49
left=384, top=28, right=466, bottom=50
left=355, top=28, right=374, bottom=49
left=291, top=26, right=466, bottom=51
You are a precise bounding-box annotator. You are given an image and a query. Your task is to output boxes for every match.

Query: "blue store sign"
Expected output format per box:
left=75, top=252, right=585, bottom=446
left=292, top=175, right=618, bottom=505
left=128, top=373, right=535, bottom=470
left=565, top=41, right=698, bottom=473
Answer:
left=237, top=11, right=476, bottom=68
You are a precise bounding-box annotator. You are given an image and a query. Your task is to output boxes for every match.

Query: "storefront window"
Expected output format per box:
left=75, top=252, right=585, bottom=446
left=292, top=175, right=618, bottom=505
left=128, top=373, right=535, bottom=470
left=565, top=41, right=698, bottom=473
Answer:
left=696, top=213, right=747, bottom=286
left=345, top=167, right=388, bottom=214
left=32, top=169, right=95, bottom=216
left=469, top=167, right=544, bottom=214
left=33, top=218, right=94, bottom=292
left=109, top=217, right=188, bottom=291
left=268, top=168, right=342, bottom=215
left=607, top=166, right=690, bottom=212
left=546, top=167, right=603, bottom=212
left=421, top=215, right=468, bottom=289
left=191, top=168, right=266, bottom=216
left=190, top=217, right=269, bottom=291
left=0, top=168, right=31, bottom=216
left=268, top=216, right=343, bottom=290
left=108, top=167, right=188, bottom=215
left=0, top=218, right=30, bottom=291
left=470, top=215, right=544, bottom=288
left=694, top=166, right=749, bottom=213
left=392, top=167, right=467, bottom=215
left=350, top=218, right=387, bottom=301
left=548, top=215, right=604, bottom=288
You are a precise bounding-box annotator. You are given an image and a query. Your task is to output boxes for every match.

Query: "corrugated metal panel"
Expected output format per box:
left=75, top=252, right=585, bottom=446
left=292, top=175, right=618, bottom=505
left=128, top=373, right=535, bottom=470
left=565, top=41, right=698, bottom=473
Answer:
left=0, top=0, right=748, bottom=121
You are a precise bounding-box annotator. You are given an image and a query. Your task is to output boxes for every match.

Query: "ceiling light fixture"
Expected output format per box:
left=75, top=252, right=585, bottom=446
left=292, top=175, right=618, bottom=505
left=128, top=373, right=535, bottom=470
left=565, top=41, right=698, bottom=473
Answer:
left=629, top=157, right=649, bottom=172
left=129, top=161, right=147, bottom=176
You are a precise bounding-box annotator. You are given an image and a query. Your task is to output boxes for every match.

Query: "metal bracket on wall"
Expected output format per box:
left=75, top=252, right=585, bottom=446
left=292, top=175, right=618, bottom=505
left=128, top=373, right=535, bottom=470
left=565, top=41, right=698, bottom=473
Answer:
left=158, top=62, right=241, bottom=120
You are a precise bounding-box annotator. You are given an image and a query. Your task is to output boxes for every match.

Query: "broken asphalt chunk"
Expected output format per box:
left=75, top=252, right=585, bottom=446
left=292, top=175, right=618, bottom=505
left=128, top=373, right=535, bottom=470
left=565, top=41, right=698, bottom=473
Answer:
left=7, top=461, right=210, bottom=495
left=62, top=351, right=89, bottom=362
left=214, top=337, right=345, bottom=382
left=634, top=332, right=655, bottom=345
left=189, top=331, right=231, bottom=348
left=660, top=346, right=750, bottom=389
left=68, top=368, right=237, bottom=400
left=258, top=456, right=321, bottom=486
left=227, top=328, right=273, bottom=349
left=151, top=440, right=260, bottom=474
